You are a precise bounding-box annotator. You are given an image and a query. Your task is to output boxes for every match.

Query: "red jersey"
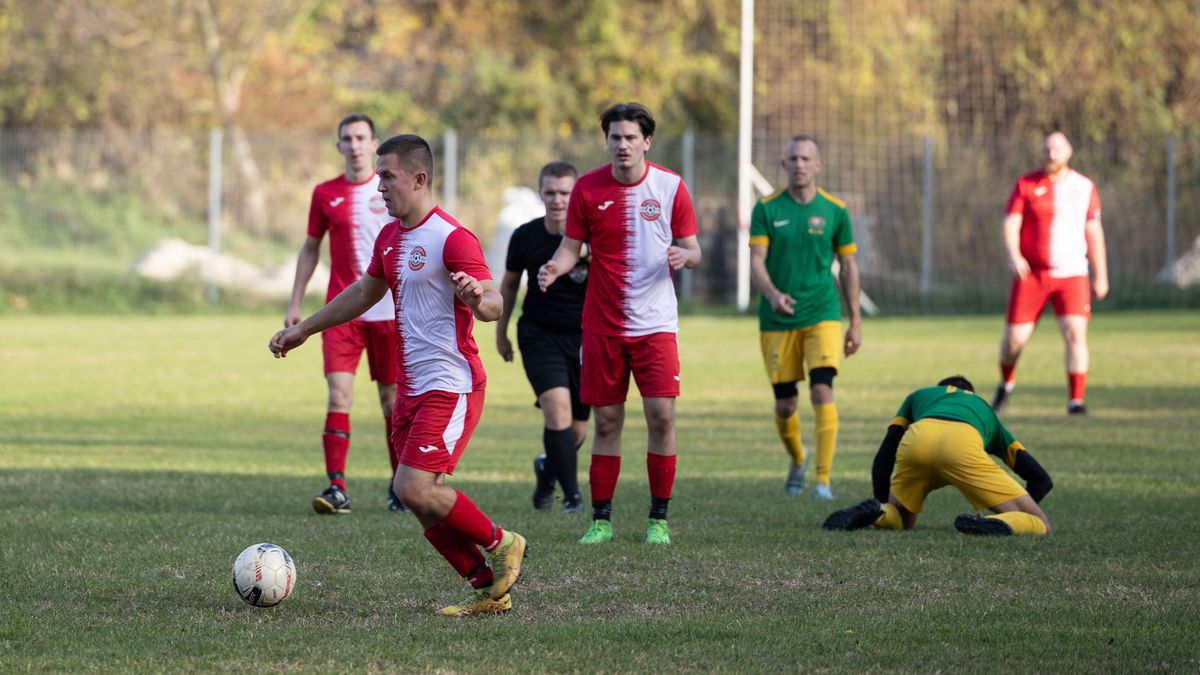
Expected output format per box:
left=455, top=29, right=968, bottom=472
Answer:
left=308, top=174, right=394, bottom=322
left=564, top=162, right=698, bottom=337
left=1005, top=169, right=1101, bottom=278
left=365, top=207, right=491, bottom=397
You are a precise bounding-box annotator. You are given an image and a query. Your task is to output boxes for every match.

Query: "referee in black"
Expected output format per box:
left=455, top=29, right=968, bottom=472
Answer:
left=496, top=161, right=590, bottom=513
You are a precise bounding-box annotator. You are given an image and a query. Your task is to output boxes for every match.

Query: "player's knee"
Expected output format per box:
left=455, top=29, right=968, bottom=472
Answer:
left=594, top=410, right=624, bottom=437
left=327, top=390, right=353, bottom=411
left=773, top=383, right=799, bottom=417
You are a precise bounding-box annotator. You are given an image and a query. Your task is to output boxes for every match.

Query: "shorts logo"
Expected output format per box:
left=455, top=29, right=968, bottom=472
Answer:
left=640, top=199, right=662, bottom=221
left=808, top=216, right=825, bottom=235
left=369, top=195, right=387, bottom=215
left=408, top=246, right=427, bottom=270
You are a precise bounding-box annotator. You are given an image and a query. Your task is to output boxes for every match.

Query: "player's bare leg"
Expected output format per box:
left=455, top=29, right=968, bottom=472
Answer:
left=1058, top=314, right=1090, bottom=414
left=994, top=322, right=1036, bottom=412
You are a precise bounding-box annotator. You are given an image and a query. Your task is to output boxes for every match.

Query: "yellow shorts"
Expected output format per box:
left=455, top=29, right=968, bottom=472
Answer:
left=760, top=321, right=841, bottom=384
left=890, top=418, right=1026, bottom=512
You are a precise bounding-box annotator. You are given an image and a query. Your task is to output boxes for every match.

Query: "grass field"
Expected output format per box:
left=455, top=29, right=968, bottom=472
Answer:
left=2, top=311, right=1198, bottom=672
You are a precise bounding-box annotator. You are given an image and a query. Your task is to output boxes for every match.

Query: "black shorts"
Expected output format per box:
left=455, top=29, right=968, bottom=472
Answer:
left=517, top=318, right=590, bottom=422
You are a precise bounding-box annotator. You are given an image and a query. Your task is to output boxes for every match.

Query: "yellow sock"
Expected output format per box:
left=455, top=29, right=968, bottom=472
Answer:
left=774, top=413, right=805, bottom=465
left=814, top=403, right=838, bottom=484
left=875, top=503, right=903, bottom=529
left=989, top=512, right=1048, bottom=535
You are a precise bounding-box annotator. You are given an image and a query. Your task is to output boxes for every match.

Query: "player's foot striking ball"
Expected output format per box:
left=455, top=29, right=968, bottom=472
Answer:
left=312, top=485, right=352, bottom=514
left=438, top=589, right=513, bottom=617
left=823, top=498, right=884, bottom=531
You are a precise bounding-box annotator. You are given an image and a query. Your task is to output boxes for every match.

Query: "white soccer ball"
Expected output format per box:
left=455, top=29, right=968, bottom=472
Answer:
left=231, top=543, right=296, bottom=607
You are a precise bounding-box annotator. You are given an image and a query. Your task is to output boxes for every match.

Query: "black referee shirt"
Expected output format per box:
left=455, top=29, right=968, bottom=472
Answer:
left=505, top=217, right=587, bottom=334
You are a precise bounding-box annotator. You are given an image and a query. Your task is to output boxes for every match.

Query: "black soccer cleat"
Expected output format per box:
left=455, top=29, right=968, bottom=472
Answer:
left=561, top=493, right=584, bottom=514
left=387, top=488, right=409, bottom=513
left=822, top=498, right=884, bottom=531
left=954, top=513, right=1014, bottom=536
left=532, top=454, right=555, bottom=509
left=312, top=485, right=352, bottom=514
left=1067, top=402, right=1088, bottom=416
left=991, top=383, right=1012, bottom=413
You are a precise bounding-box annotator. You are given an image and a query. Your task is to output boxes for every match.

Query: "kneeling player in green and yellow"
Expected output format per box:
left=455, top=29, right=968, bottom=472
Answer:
left=823, top=375, right=1053, bottom=536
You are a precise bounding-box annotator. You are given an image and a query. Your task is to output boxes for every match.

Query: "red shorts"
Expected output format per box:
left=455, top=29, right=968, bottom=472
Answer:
left=1005, top=273, right=1091, bottom=324
left=581, top=331, right=680, bottom=406
left=321, top=320, right=399, bottom=384
left=391, top=389, right=485, bottom=475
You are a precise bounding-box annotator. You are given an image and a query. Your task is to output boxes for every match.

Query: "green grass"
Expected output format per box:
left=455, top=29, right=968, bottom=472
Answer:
left=2, top=311, right=1199, bottom=672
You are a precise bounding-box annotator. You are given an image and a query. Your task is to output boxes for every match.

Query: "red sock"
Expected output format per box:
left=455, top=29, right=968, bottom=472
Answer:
left=323, top=412, right=351, bottom=489
left=647, top=453, right=677, bottom=500
left=1068, top=372, right=1087, bottom=402
left=384, top=415, right=399, bottom=474
left=423, top=522, right=490, bottom=586
left=1000, top=362, right=1017, bottom=385
left=589, top=454, right=622, bottom=501
left=441, top=490, right=502, bottom=550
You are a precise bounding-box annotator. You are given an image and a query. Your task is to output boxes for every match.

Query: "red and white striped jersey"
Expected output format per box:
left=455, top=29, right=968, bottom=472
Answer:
left=564, top=162, right=698, bottom=337
left=366, top=207, right=491, bottom=397
left=1006, top=169, right=1101, bottom=278
left=308, top=174, right=394, bottom=322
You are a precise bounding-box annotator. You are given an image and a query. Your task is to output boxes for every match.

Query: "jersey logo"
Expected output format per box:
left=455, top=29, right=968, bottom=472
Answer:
left=598, top=200, right=615, bottom=211
left=772, top=219, right=790, bottom=228
left=369, top=195, right=387, bottom=215
left=408, top=246, right=427, bottom=270
left=383, top=246, right=394, bottom=256
left=329, top=197, right=345, bottom=208
left=640, top=199, right=662, bottom=221
left=418, top=444, right=439, bottom=453
left=1034, top=186, right=1048, bottom=196
left=808, top=216, right=825, bottom=235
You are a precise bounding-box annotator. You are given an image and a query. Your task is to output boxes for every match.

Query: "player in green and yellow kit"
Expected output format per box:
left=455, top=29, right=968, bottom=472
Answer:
left=749, top=134, right=861, bottom=500
left=822, top=375, right=1053, bottom=536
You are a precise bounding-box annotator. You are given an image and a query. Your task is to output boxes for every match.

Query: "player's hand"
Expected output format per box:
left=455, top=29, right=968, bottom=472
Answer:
left=1008, top=254, right=1031, bottom=279
left=844, top=322, right=862, bottom=357
left=450, top=271, right=484, bottom=307
left=496, top=333, right=514, bottom=362
left=1092, top=276, right=1109, bottom=300
left=667, top=245, right=690, bottom=271
left=770, top=292, right=796, bottom=316
left=269, top=326, right=308, bottom=359
left=284, top=305, right=302, bottom=328
left=537, top=260, right=561, bottom=292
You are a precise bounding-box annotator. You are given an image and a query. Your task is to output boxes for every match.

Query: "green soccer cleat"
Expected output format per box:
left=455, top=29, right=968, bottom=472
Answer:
left=646, top=518, right=672, bottom=545
left=485, top=530, right=527, bottom=599
left=437, top=588, right=513, bottom=617
left=578, top=519, right=614, bottom=544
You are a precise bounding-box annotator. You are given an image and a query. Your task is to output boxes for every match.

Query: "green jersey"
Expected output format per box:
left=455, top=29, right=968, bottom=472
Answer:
left=892, top=385, right=1025, bottom=464
left=750, top=188, right=857, bottom=331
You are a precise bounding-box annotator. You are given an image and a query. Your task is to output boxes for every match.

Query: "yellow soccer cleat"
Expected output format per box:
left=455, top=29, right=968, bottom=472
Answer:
left=438, top=589, right=513, bottom=617
left=486, top=530, right=527, bottom=599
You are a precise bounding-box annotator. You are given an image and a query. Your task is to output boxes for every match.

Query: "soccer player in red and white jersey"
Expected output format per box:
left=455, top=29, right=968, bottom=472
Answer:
left=992, top=131, right=1109, bottom=416
left=285, top=113, right=402, bottom=515
left=538, top=102, right=702, bottom=546
left=271, top=134, right=527, bottom=617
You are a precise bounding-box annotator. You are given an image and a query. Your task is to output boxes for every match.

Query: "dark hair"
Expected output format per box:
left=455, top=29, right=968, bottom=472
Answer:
left=337, top=113, right=376, bottom=139
left=937, top=375, right=975, bottom=392
left=600, top=102, right=656, bottom=138
left=377, top=134, right=434, bottom=184
left=538, top=161, right=578, bottom=187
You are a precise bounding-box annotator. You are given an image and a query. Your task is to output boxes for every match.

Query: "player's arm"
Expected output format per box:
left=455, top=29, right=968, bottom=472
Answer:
left=495, top=269, right=522, bottom=362
left=838, top=251, right=862, bottom=356
left=1003, top=212, right=1029, bottom=278
left=1085, top=217, right=1108, bottom=300
left=870, top=424, right=906, bottom=503
left=1011, top=449, right=1053, bottom=503
left=286, top=236, right=322, bottom=327
left=271, top=274, right=389, bottom=358
left=749, top=243, right=794, bottom=316
left=537, top=236, right=583, bottom=292
left=667, top=234, right=702, bottom=270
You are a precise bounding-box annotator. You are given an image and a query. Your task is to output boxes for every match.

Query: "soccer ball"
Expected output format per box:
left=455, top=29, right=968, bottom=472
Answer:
left=231, top=543, right=296, bottom=607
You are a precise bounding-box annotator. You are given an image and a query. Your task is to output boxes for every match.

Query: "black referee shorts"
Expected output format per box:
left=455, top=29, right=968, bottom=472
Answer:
left=517, top=319, right=590, bottom=422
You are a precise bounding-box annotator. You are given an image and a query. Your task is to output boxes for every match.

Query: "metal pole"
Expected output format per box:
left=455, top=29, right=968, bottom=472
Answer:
left=1166, top=135, right=1177, bottom=271
left=920, top=135, right=933, bottom=295
left=680, top=129, right=695, bottom=300
left=736, top=0, right=754, bottom=311
left=207, top=128, right=223, bottom=304
left=443, top=129, right=458, bottom=215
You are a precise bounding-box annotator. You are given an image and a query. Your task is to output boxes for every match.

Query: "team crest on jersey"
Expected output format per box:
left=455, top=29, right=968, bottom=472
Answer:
left=369, top=195, right=387, bottom=215
left=808, top=216, right=826, bottom=235
left=408, top=246, right=427, bottom=270
left=640, top=199, right=662, bottom=221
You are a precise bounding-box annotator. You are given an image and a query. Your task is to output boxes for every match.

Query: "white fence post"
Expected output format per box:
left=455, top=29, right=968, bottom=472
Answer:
left=207, top=128, right=223, bottom=304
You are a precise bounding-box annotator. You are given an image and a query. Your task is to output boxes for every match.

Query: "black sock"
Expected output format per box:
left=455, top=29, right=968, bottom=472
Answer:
left=650, top=497, right=670, bottom=520
left=543, top=427, right=580, bottom=497
left=591, top=499, right=613, bottom=521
